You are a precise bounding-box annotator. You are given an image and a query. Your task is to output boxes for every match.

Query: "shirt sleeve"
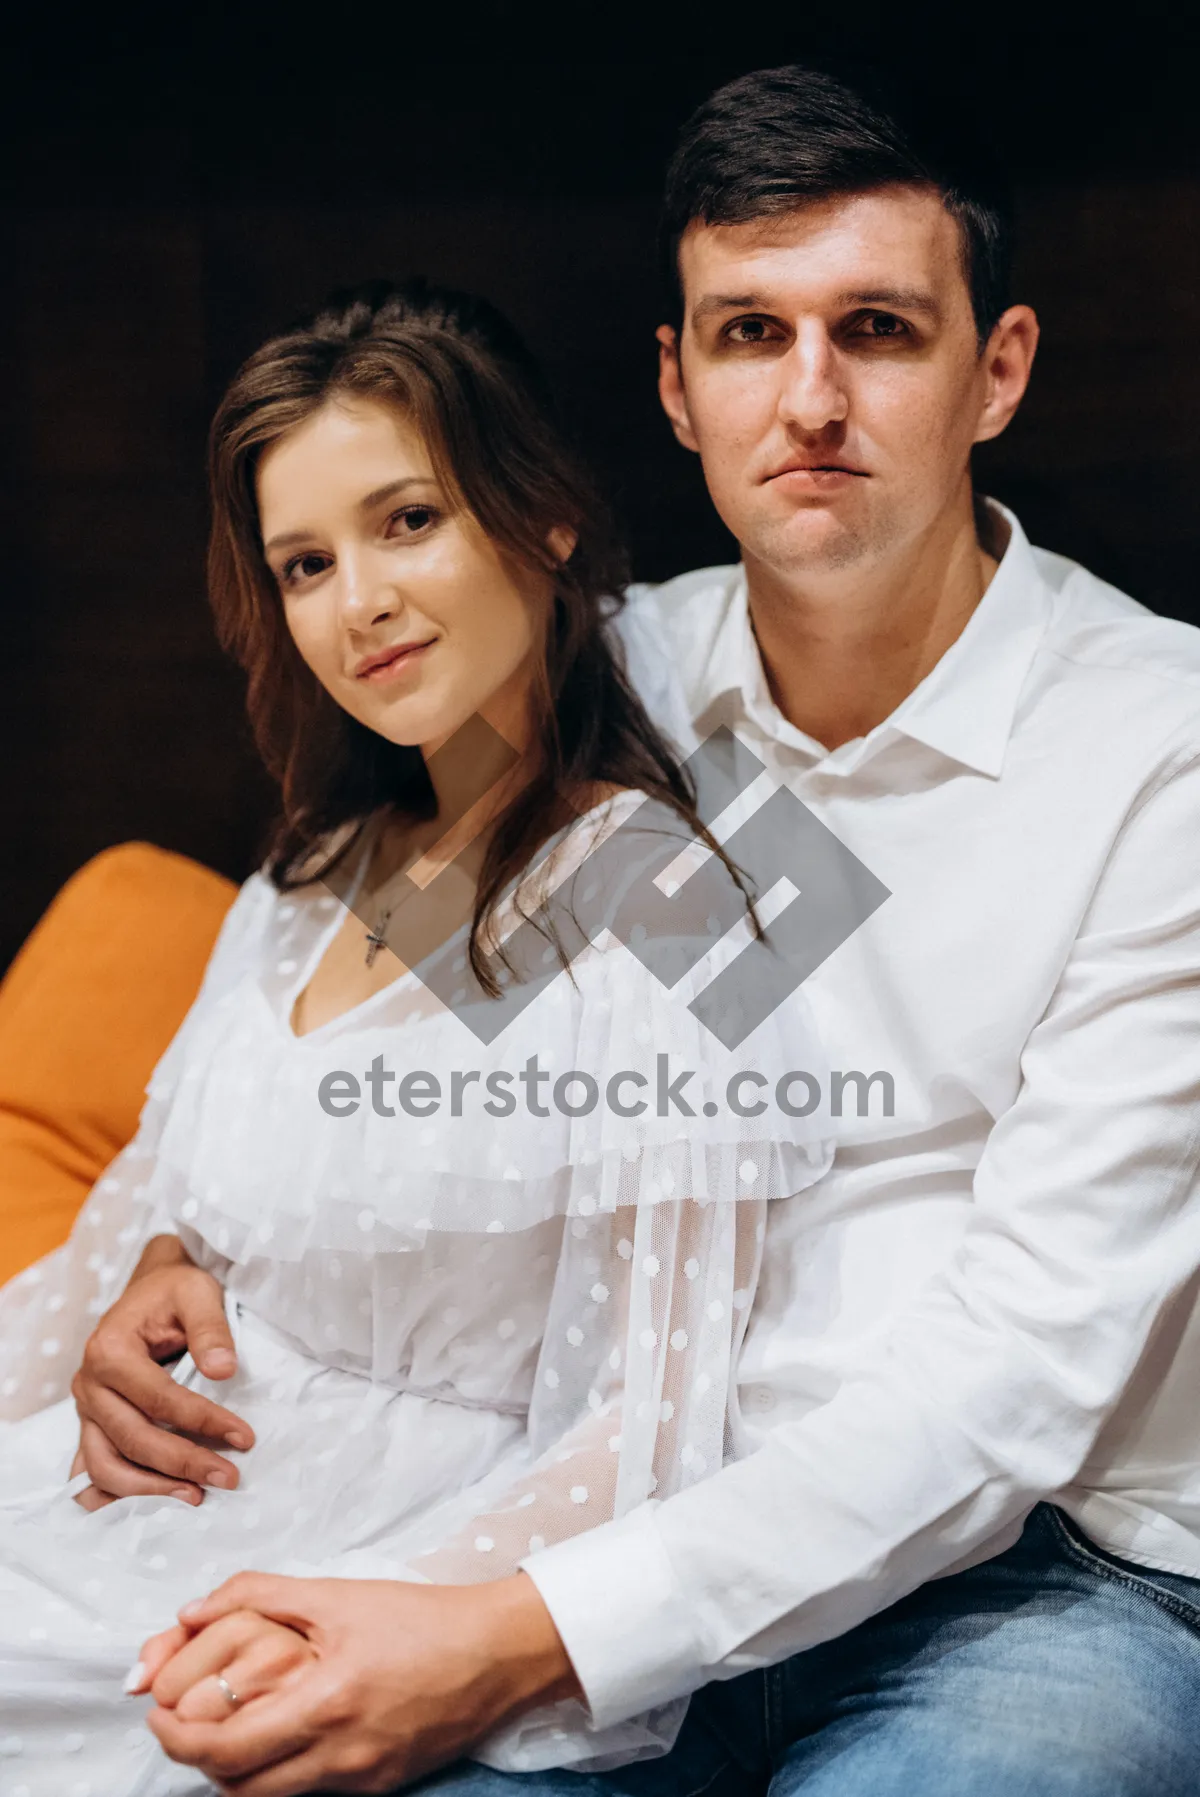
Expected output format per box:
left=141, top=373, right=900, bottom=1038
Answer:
left=523, top=743, right=1200, bottom=1730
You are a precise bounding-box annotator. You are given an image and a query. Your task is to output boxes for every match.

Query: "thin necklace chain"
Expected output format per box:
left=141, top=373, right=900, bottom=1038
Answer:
left=361, top=821, right=437, bottom=966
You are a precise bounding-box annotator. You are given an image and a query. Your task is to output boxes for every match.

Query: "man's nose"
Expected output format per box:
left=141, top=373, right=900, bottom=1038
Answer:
left=776, top=324, right=849, bottom=433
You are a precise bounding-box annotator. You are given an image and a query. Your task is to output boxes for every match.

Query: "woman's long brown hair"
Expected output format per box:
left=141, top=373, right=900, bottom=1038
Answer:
left=207, top=278, right=757, bottom=991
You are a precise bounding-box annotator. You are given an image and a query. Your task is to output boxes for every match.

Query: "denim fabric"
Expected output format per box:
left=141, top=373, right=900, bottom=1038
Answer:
left=412, top=1505, right=1200, bottom=1797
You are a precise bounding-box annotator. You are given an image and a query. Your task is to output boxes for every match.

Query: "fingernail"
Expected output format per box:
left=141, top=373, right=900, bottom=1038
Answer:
left=171, top=1487, right=201, bottom=1506
left=203, top=1350, right=235, bottom=1374
left=206, top=1469, right=235, bottom=1489
left=178, top=1600, right=204, bottom=1622
left=122, top=1660, right=147, bottom=1695
left=224, top=1431, right=251, bottom=1450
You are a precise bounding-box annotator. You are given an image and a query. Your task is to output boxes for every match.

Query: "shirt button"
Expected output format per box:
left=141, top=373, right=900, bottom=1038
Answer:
left=747, top=1385, right=776, bottom=1413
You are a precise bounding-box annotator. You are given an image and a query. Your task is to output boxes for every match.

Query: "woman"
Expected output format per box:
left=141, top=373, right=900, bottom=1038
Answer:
left=0, top=280, right=831, bottom=1791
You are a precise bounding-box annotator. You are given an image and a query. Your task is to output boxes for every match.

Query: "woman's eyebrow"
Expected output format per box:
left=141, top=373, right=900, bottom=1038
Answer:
left=263, top=527, right=313, bottom=555
left=357, top=475, right=440, bottom=511
left=263, top=477, right=439, bottom=555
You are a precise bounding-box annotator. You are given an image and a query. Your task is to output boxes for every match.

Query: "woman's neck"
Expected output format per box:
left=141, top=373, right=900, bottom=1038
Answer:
left=372, top=723, right=539, bottom=901
left=421, top=708, right=531, bottom=823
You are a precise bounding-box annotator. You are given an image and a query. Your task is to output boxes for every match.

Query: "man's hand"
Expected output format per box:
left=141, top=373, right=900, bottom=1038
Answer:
left=71, top=1239, right=254, bottom=1506
left=140, top=1571, right=582, bottom=1794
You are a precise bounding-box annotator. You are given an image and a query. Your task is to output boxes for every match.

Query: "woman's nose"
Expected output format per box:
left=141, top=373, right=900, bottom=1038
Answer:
left=336, top=547, right=403, bottom=629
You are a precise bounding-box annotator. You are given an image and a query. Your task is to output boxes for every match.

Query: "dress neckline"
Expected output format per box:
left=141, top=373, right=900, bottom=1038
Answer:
left=278, top=819, right=412, bottom=1044
left=273, top=789, right=643, bottom=1047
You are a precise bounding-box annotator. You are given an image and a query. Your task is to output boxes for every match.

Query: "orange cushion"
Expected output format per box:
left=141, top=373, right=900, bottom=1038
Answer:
left=0, top=844, right=238, bottom=1284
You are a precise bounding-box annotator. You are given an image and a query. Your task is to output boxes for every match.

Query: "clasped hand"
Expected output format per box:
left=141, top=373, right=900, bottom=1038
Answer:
left=131, top=1570, right=578, bottom=1794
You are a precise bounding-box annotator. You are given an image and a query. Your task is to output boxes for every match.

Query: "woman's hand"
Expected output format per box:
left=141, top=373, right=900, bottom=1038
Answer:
left=133, top=1572, right=579, bottom=1795
left=70, top=1238, right=254, bottom=1507
left=131, top=1609, right=315, bottom=1721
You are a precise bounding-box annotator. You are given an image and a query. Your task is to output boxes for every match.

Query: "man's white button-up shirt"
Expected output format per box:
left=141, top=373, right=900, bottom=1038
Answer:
left=522, top=498, right=1200, bottom=1733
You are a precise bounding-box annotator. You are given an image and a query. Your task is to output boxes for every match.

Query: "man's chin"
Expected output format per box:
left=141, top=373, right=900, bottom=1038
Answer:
left=743, top=509, right=874, bottom=579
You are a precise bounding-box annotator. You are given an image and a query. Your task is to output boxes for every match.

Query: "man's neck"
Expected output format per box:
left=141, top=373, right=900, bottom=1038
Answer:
left=744, top=493, right=1005, bottom=752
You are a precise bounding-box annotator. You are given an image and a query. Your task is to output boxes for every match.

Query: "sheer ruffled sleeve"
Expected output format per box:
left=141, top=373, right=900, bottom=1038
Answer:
left=408, top=1188, right=769, bottom=1770
left=0, top=873, right=277, bottom=1421
left=398, top=796, right=835, bottom=1772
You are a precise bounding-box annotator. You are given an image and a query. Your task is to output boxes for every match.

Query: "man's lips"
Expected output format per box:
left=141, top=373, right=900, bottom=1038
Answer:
left=764, top=461, right=867, bottom=484
left=353, top=638, right=437, bottom=681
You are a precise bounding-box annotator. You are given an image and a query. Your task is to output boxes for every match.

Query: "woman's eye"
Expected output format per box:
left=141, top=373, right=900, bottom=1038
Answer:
left=388, top=505, right=440, bottom=537
left=280, top=551, right=331, bottom=586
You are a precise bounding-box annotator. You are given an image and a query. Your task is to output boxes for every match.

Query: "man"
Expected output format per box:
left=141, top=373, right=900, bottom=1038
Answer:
left=100, top=62, right=1200, bottom=1793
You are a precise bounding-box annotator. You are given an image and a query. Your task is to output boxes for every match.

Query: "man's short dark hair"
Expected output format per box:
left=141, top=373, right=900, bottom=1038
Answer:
left=660, top=60, right=1014, bottom=349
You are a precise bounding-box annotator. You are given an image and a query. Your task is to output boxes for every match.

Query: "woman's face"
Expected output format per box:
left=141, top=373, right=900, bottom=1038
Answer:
left=257, top=396, right=550, bottom=756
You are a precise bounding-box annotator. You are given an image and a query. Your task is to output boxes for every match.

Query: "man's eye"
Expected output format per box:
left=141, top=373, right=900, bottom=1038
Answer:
left=857, top=313, right=908, bottom=339
left=725, top=318, right=779, bottom=345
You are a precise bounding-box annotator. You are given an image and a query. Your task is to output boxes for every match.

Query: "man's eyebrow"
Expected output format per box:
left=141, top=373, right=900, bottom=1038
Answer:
left=691, top=293, right=766, bottom=324
left=690, top=286, right=942, bottom=326
left=262, top=477, right=439, bottom=555
left=834, top=286, right=941, bottom=317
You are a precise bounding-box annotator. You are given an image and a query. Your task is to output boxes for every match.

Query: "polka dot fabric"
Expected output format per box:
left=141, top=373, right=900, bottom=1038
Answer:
left=0, top=791, right=833, bottom=1783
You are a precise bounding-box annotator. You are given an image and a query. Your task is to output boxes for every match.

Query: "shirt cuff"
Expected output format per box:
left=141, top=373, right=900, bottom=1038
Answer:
left=519, top=1503, right=707, bottom=1732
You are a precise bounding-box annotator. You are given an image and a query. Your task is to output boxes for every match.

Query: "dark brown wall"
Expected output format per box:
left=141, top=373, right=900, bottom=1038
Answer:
left=4, top=17, right=1199, bottom=969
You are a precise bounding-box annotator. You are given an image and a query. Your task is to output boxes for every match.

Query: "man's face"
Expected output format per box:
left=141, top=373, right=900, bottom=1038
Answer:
left=660, top=184, right=1028, bottom=580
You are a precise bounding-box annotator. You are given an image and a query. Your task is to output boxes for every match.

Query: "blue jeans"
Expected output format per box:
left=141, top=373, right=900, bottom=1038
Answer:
left=413, top=1505, right=1200, bottom=1796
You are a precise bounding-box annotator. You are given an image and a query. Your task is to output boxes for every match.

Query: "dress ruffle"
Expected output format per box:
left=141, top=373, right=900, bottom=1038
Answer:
left=141, top=791, right=833, bottom=1265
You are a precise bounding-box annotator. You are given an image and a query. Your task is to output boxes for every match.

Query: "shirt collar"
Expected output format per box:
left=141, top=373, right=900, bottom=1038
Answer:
left=692, top=498, right=1053, bottom=781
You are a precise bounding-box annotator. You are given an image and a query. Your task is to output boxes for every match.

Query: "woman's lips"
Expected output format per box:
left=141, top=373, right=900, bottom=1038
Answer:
left=355, top=639, right=436, bottom=683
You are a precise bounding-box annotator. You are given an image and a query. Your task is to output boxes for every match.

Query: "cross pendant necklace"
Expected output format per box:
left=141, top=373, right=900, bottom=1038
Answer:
left=361, top=815, right=428, bottom=968
left=363, top=911, right=394, bottom=967
left=363, top=860, right=426, bottom=967
left=363, top=881, right=416, bottom=966
left=362, top=806, right=475, bottom=967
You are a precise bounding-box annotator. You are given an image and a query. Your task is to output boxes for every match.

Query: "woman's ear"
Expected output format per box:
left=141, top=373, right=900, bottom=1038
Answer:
left=547, top=524, right=578, bottom=564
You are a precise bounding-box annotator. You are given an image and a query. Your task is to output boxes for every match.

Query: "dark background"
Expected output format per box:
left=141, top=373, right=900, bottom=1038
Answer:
left=3, top=6, right=1199, bottom=970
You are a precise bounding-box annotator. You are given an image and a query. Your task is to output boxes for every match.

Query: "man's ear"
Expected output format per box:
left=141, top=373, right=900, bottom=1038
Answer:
left=547, top=524, right=577, bottom=564
left=972, top=304, right=1040, bottom=447
left=656, top=325, right=700, bottom=453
